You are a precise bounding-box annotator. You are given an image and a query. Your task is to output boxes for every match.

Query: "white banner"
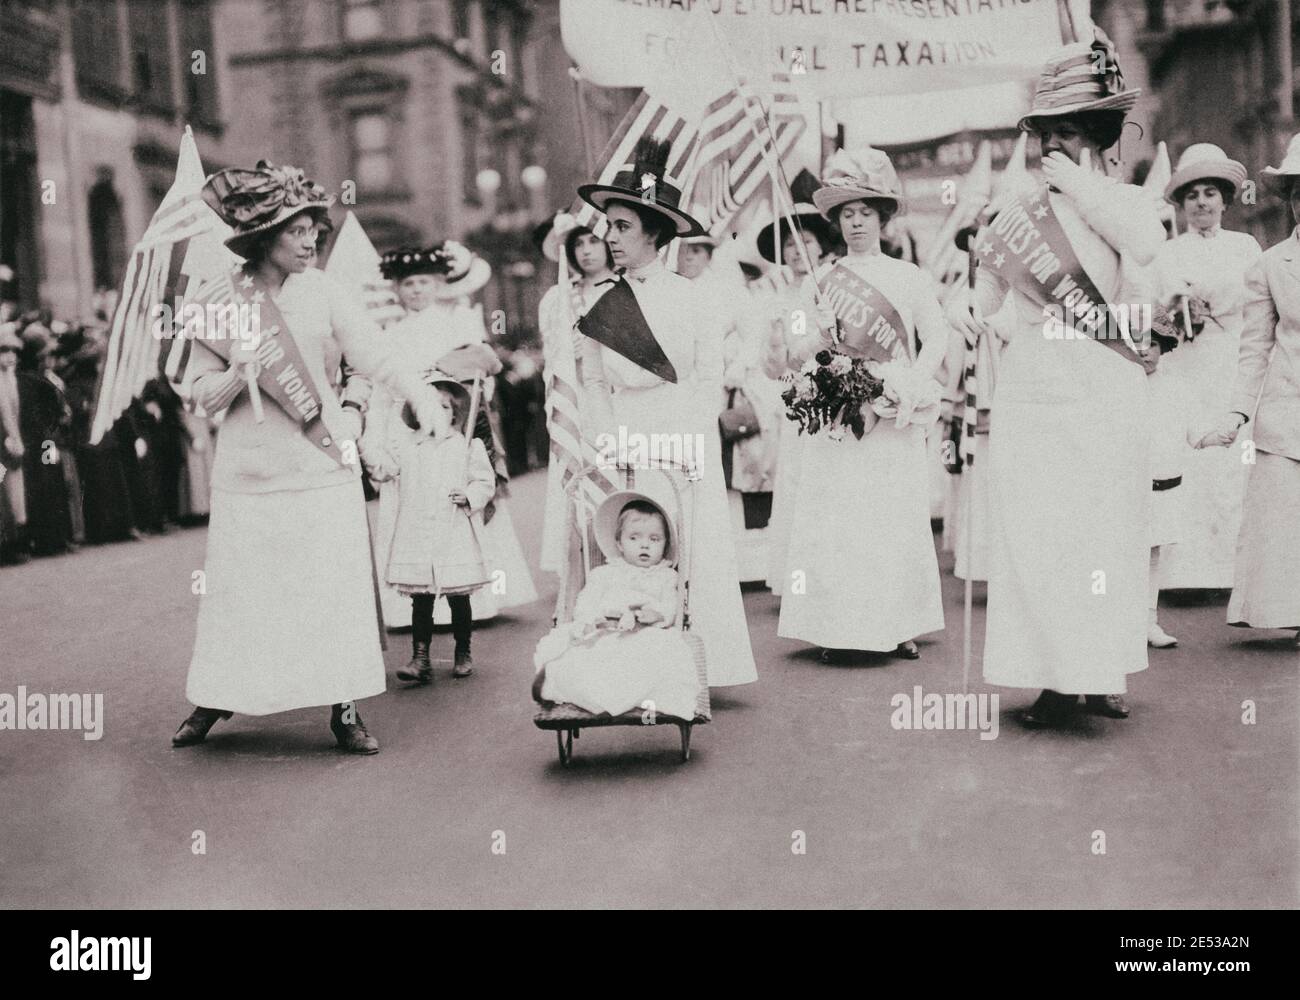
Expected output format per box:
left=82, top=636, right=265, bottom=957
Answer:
left=561, top=0, right=1077, bottom=104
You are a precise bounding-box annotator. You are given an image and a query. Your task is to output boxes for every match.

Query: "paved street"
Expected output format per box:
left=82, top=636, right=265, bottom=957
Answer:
left=1, top=468, right=1295, bottom=909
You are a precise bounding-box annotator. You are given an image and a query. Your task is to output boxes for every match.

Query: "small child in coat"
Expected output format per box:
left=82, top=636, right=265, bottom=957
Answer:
left=532, top=493, right=701, bottom=721
left=365, top=375, right=494, bottom=682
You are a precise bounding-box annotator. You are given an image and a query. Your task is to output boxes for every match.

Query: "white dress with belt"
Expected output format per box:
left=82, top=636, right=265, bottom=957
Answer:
left=974, top=174, right=1164, bottom=694
left=776, top=252, right=948, bottom=652
left=580, top=259, right=758, bottom=687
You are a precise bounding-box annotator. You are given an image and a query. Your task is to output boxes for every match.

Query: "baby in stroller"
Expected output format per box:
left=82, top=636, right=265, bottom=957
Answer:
left=532, top=491, right=701, bottom=721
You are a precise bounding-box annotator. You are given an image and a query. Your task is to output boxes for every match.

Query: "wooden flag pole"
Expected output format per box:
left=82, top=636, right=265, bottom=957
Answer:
left=962, top=239, right=979, bottom=695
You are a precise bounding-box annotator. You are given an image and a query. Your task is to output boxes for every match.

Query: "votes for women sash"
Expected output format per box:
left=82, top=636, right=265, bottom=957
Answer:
left=577, top=276, right=678, bottom=384
left=820, top=263, right=911, bottom=364
left=977, top=186, right=1144, bottom=367
left=184, top=263, right=350, bottom=466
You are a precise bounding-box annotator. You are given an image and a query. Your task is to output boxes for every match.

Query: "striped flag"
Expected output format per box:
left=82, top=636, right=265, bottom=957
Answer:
left=324, top=212, right=405, bottom=329
left=571, top=91, right=699, bottom=238
left=681, top=73, right=807, bottom=238
left=90, top=127, right=229, bottom=443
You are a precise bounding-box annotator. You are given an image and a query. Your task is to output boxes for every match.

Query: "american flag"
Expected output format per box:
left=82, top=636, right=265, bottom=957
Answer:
left=90, top=128, right=230, bottom=443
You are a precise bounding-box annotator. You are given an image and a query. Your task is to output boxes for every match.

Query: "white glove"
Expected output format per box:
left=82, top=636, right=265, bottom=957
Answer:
left=1040, top=151, right=1091, bottom=199
left=945, top=286, right=987, bottom=341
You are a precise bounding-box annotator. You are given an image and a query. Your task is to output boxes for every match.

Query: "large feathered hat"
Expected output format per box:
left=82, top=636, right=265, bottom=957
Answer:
left=201, top=160, right=335, bottom=259
left=578, top=137, right=705, bottom=238
left=812, top=147, right=904, bottom=219
left=1017, top=28, right=1139, bottom=134
left=380, top=242, right=491, bottom=299
left=756, top=168, right=836, bottom=263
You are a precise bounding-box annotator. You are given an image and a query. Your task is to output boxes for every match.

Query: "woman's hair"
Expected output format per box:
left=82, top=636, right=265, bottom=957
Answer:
left=1067, top=110, right=1127, bottom=151
left=1176, top=178, right=1235, bottom=208
left=609, top=199, right=677, bottom=251
left=239, top=207, right=331, bottom=265
left=616, top=500, right=668, bottom=540
left=564, top=226, right=614, bottom=274
left=828, top=198, right=895, bottom=233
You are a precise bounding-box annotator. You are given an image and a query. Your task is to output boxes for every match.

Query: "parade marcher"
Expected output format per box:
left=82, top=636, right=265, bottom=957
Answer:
left=364, top=243, right=537, bottom=628
left=537, top=214, right=613, bottom=575
left=757, top=188, right=836, bottom=595
left=365, top=376, right=495, bottom=682
left=576, top=137, right=758, bottom=688
left=1207, top=137, right=1300, bottom=648
left=172, top=160, right=450, bottom=754
left=949, top=30, right=1165, bottom=725
left=0, top=323, right=28, bottom=564
left=15, top=324, right=74, bottom=557
left=776, top=147, right=949, bottom=661
left=1151, top=144, right=1263, bottom=589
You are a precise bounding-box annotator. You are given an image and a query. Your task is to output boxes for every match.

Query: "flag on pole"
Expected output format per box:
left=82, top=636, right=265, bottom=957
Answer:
left=1142, top=141, right=1175, bottom=226
left=91, top=128, right=227, bottom=443
left=324, top=212, right=405, bottom=329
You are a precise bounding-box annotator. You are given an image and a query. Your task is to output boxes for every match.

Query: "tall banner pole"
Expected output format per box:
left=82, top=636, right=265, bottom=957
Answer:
left=569, top=67, right=596, bottom=176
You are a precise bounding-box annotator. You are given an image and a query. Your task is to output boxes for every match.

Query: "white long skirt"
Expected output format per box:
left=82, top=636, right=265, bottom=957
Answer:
left=983, top=335, right=1149, bottom=694
left=777, top=420, right=945, bottom=651
left=1157, top=326, right=1249, bottom=588
left=1227, top=452, right=1300, bottom=630
left=186, top=480, right=386, bottom=715
left=765, top=419, right=803, bottom=594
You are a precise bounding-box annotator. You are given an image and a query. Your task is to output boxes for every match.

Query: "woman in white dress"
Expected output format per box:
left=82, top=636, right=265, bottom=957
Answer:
left=172, top=161, right=447, bottom=754
left=949, top=31, right=1165, bottom=726
left=776, top=147, right=948, bottom=660
left=576, top=138, right=758, bottom=688
left=1152, top=144, right=1263, bottom=590
left=537, top=216, right=613, bottom=575
left=363, top=245, right=537, bottom=631
left=1206, top=137, right=1300, bottom=650
left=757, top=198, right=835, bottom=595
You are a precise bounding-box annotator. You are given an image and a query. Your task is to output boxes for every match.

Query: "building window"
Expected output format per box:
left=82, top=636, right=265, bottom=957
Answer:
left=128, top=0, right=175, bottom=114
left=510, top=13, right=527, bottom=90
left=342, top=0, right=384, bottom=41
left=461, top=109, right=482, bottom=203
left=179, top=0, right=219, bottom=125
left=88, top=173, right=128, bottom=293
left=452, top=0, right=472, bottom=41
left=483, top=3, right=500, bottom=58
left=0, top=91, right=41, bottom=309
left=351, top=111, right=393, bottom=190
left=72, top=0, right=124, bottom=103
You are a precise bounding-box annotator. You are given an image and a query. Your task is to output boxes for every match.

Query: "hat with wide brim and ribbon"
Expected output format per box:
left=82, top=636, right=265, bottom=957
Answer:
left=1164, top=143, right=1248, bottom=203
left=812, top=147, right=904, bottom=220
left=1262, top=132, right=1300, bottom=191
left=593, top=490, right=677, bottom=567
left=578, top=137, right=706, bottom=239
left=201, top=160, right=336, bottom=260
left=1017, top=27, right=1139, bottom=135
left=400, top=373, right=472, bottom=431
left=381, top=242, right=491, bottom=299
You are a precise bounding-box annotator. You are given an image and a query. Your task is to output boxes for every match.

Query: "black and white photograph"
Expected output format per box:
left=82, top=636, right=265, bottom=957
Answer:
left=0, top=0, right=1296, bottom=940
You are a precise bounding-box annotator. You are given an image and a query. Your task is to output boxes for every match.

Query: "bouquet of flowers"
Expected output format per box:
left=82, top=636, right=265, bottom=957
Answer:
left=782, top=349, right=884, bottom=440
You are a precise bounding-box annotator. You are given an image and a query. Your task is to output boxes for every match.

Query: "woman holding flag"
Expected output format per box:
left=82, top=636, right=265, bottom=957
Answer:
left=775, top=147, right=949, bottom=661
left=171, top=161, right=448, bottom=754
left=949, top=30, right=1166, bottom=727
left=575, top=137, right=757, bottom=688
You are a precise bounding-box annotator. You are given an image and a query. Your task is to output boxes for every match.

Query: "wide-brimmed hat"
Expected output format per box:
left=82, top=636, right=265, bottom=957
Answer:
left=400, top=374, right=472, bottom=431
left=1165, top=143, right=1247, bottom=203
left=1017, top=28, right=1139, bottom=134
left=1262, top=132, right=1300, bottom=190
left=757, top=204, right=835, bottom=263
left=593, top=490, right=677, bottom=567
left=812, top=147, right=904, bottom=219
left=578, top=137, right=705, bottom=238
left=681, top=233, right=718, bottom=250
left=202, top=160, right=335, bottom=259
left=381, top=242, right=490, bottom=299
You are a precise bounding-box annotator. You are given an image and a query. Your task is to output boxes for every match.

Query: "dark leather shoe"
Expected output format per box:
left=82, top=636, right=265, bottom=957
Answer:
left=1020, top=690, right=1077, bottom=729
left=330, top=704, right=379, bottom=754
left=1085, top=694, right=1130, bottom=719
left=172, top=707, right=232, bottom=746
left=452, top=645, right=473, bottom=678
left=396, top=641, right=433, bottom=684
left=895, top=640, right=920, bottom=660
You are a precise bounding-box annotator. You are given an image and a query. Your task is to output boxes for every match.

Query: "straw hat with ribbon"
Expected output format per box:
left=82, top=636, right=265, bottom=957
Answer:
left=1017, top=27, right=1139, bottom=135
left=578, top=137, right=706, bottom=238
left=201, top=160, right=335, bottom=259
left=1164, top=143, right=1248, bottom=204
left=594, top=490, right=677, bottom=567
left=1262, top=132, right=1300, bottom=191
left=812, top=147, right=904, bottom=220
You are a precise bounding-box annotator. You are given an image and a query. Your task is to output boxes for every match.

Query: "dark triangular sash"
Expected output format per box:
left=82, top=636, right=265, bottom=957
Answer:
left=186, top=264, right=349, bottom=465
left=978, top=185, right=1143, bottom=368
left=576, top=275, right=678, bottom=384
left=820, top=262, right=913, bottom=363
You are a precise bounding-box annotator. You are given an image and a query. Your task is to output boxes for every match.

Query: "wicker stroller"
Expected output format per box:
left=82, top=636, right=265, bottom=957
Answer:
left=533, top=459, right=710, bottom=765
